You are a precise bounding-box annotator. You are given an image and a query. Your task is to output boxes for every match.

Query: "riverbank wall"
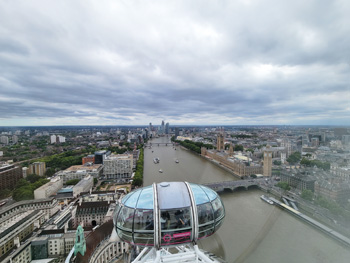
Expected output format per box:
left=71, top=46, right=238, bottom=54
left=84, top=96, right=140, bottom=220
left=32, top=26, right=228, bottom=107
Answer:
left=271, top=197, right=350, bottom=247
left=260, top=185, right=350, bottom=238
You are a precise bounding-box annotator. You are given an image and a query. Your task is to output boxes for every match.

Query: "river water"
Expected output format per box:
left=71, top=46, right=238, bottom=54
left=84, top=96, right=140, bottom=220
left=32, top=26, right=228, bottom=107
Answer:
left=143, top=137, right=350, bottom=263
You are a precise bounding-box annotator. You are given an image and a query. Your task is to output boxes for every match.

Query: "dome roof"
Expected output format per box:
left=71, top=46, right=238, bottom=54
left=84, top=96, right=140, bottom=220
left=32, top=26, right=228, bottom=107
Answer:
left=114, top=182, right=225, bottom=248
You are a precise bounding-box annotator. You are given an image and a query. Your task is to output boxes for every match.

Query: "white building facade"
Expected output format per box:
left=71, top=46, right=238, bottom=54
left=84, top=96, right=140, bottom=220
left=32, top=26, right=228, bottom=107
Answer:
left=34, top=177, right=63, bottom=199
left=73, top=176, right=93, bottom=197
left=103, top=154, right=133, bottom=182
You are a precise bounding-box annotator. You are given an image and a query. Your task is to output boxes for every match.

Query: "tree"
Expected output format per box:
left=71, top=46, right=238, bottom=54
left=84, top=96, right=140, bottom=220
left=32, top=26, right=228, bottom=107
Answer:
left=301, top=189, right=313, bottom=201
left=16, top=178, right=28, bottom=188
left=300, top=158, right=330, bottom=170
left=45, top=167, right=56, bottom=177
left=132, top=148, right=144, bottom=187
left=234, top=145, right=244, bottom=152
left=273, top=160, right=281, bottom=165
left=66, top=179, right=80, bottom=185
left=315, top=195, right=343, bottom=215
left=287, top=152, right=301, bottom=164
left=0, top=189, right=11, bottom=199
left=300, top=158, right=311, bottom=166
left=12, top=178, right=49, bottom=201
left=276, top=182, right=290, bottom=191
left=26, top=174, right=41, bottom=183
left=246, top=148, right=254, bottom=154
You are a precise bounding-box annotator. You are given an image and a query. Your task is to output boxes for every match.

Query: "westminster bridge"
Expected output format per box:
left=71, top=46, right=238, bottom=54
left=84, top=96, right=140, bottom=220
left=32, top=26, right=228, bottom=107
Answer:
left=203, top=178, right=267, bottom=192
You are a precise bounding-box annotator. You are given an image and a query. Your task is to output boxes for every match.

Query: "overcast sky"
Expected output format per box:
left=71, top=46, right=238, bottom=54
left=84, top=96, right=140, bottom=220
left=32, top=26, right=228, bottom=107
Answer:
left=0, top=0, right=349, bottom=126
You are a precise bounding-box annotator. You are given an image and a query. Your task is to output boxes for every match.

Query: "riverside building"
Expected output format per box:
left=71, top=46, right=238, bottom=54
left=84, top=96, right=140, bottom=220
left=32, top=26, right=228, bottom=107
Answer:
left=103, top=154, right=133, bottom=182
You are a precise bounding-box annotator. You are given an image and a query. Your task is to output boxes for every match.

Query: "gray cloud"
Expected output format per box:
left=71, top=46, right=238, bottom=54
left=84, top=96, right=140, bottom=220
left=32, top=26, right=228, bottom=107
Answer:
left=0, top=0, right=349, bottom=126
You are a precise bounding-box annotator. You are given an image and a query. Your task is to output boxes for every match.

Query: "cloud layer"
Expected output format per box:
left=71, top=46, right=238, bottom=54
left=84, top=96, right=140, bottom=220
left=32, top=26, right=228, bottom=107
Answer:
left=1, top=0, right=349, bottom=126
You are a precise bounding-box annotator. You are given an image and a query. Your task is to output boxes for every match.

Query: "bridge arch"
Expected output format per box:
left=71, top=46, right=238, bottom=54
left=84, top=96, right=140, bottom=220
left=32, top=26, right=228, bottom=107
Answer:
left=247, top=184, right=259, bottom=190
left=234, top=186, right=247, bottom=191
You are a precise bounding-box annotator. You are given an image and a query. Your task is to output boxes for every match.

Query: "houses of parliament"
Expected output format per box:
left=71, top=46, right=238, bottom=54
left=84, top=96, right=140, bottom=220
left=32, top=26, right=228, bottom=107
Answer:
left=201, top=132, right=272, bottom=178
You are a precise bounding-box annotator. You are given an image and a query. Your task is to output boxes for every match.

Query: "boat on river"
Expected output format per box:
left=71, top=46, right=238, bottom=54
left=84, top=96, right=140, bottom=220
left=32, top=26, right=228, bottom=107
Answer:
left=260, top=195, right=274, bottom=205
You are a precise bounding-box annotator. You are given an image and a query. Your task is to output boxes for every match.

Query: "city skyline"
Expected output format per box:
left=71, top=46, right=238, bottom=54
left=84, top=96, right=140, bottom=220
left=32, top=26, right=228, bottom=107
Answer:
left=1, top=1, right=349, bottom=126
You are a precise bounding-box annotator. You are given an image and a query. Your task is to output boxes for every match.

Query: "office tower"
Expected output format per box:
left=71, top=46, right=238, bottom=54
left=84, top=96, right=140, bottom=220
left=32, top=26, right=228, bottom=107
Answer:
left=165, top=122, right=169, bottom=134
left=175, top=127, right=179, bottom=137
left=161, top=120, right=165, bottom=134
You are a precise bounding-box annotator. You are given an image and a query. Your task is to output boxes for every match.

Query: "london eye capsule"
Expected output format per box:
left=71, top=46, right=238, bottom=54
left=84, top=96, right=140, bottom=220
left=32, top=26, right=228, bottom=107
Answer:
left=113, top=182, right=225, bottom=248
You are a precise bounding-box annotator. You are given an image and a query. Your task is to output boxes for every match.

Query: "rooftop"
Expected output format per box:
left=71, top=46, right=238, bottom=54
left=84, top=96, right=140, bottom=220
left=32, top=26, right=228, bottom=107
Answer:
left=105, top=154, right=132, bottom=160
left=76, top=220, right=114, bottom=263
left=0, top=211, right=34, bottom=235
left=65, top=164, right=102, bottom=172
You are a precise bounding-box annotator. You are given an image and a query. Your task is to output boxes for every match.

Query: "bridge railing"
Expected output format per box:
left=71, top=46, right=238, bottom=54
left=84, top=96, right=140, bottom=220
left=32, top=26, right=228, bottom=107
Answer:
left=203, top=179, right=262, bottom=186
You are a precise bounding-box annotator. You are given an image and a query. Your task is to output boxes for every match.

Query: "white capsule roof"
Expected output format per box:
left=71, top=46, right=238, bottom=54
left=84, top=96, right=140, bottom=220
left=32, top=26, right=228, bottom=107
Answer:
left=114, top=182, right=225, bottom=248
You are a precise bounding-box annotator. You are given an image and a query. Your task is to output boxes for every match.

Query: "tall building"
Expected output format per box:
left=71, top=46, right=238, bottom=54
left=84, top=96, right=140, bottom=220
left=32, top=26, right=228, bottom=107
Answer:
left=228, top=143, right=234, bottom=156
left=50, top=135, right=66, bottom=144
left=12, top=135, right=18, bottom=144
left=161, top=120, right=165, bottom=134
left=58, top=135, right=65, bottom=143
left=175, top=127, right=180, bottom=138
left=50, top=135, right=56, bottom=144
left=165, top=122, right=169, bottom=134
left=216, top=133, right=225, bottom=151
left=28, top=162, right=46, bottom=176
left=0, top=136, right=9, bottom=145
left=263, top=145, right=273, bottom=177
left=281, top=139, right=292, bottom=156
left=0, top=164, right=23, bottom=190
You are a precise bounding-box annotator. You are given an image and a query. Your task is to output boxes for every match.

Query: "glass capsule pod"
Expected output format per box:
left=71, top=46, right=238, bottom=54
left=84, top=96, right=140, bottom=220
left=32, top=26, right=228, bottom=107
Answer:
left=114, top=182, right=225, bottom=247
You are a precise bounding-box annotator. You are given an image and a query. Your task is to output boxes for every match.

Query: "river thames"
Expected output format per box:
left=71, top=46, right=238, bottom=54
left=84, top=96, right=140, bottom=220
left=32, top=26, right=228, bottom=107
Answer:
left=143, top=137, right=350, bottom=263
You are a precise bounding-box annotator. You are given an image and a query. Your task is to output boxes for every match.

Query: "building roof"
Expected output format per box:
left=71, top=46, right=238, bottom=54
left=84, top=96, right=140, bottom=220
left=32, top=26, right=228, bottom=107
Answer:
left=75, top=220, right=114, bottom=263
left=78, top=201, right=109, bottom=208
left=58, top=186, right=74, bottom=193
left=31, top=236, right=48, bottom=245
left=40, top=229, right=65, bottom=236
left=65, top=164, right=102, bottom=172
left=104, top=154, right=132, bottom=160
left=74, top=176, right=93, bottom=188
